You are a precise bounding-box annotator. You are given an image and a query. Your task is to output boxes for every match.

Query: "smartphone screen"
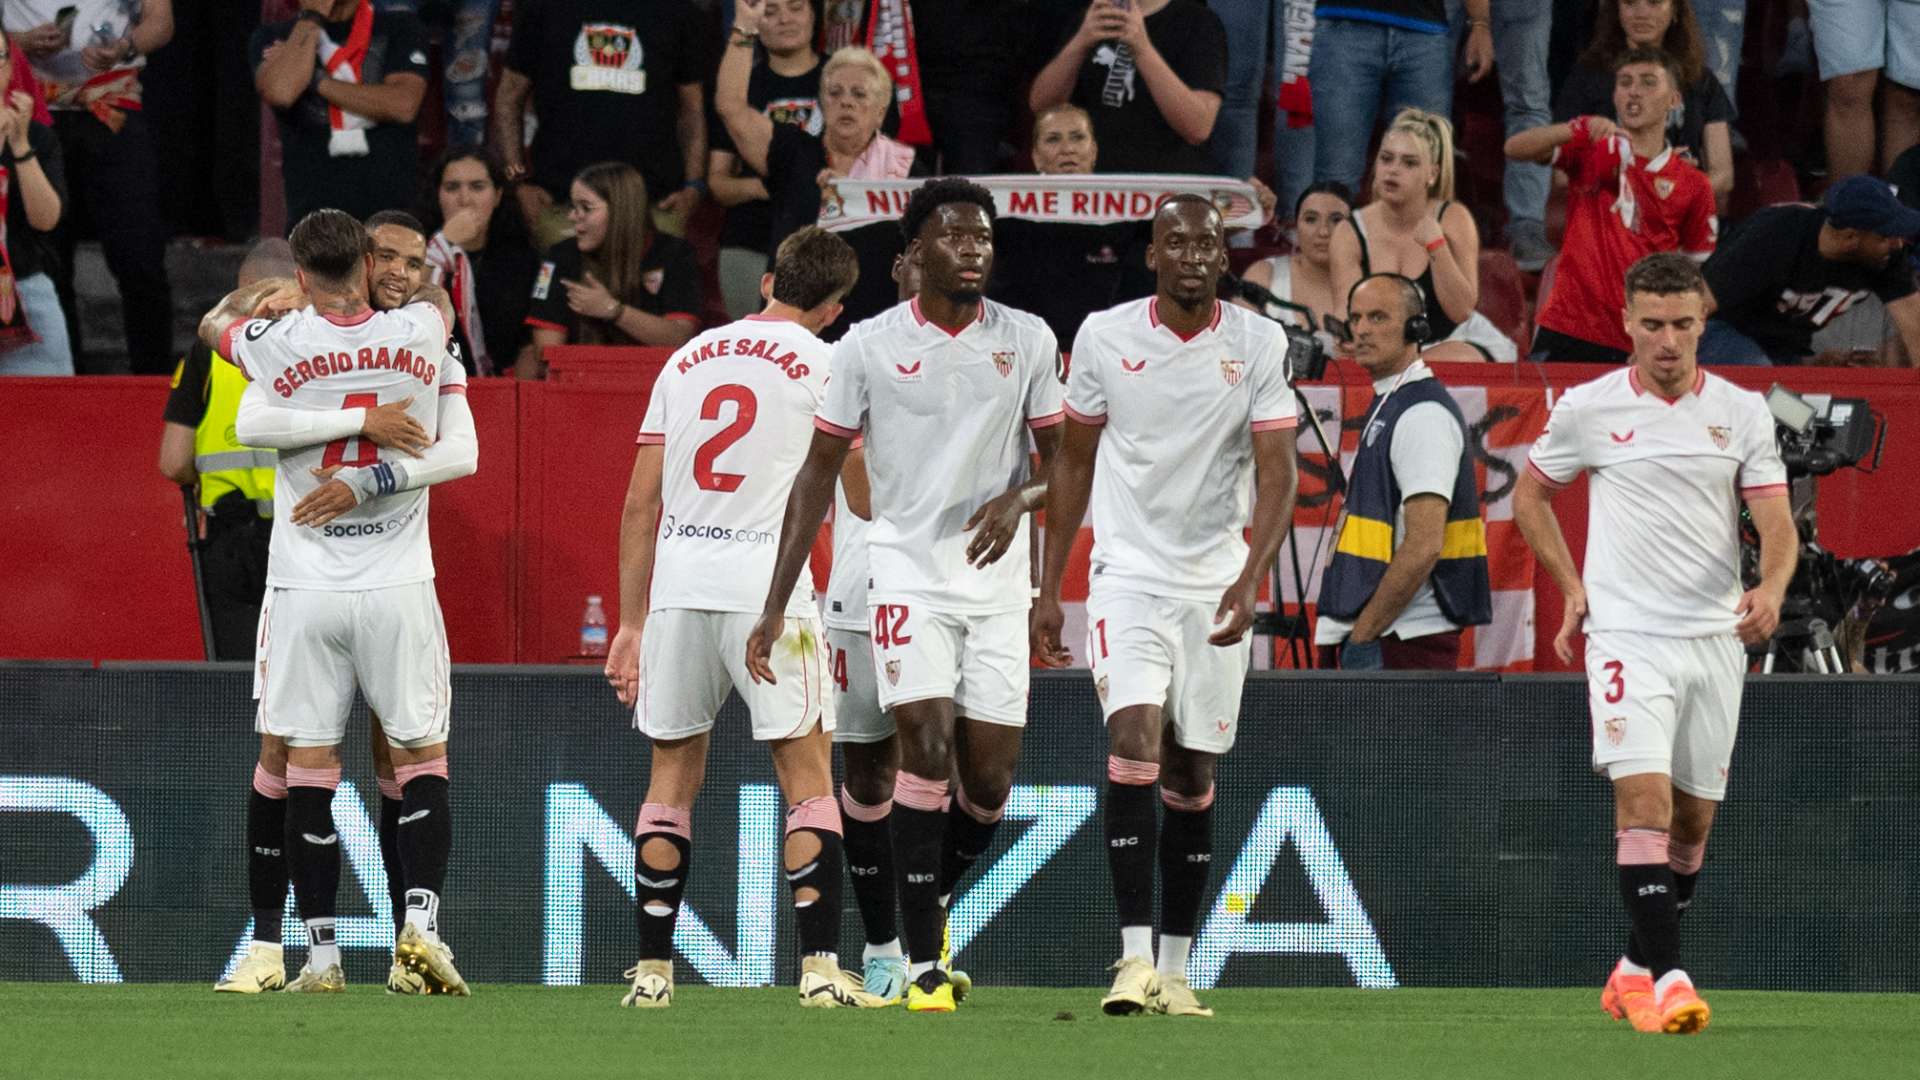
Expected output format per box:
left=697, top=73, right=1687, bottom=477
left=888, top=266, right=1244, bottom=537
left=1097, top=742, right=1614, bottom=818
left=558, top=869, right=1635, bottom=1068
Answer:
left=55, top=7, right=79, bottom=33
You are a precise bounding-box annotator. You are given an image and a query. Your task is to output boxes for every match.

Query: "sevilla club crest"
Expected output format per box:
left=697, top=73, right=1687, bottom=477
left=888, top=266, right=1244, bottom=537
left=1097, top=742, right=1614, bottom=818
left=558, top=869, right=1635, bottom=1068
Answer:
left=1706, top=425, right=1730, bottom=450
left=1654, top=177, right=1675, bottom=199
left=991, top=351, right=1014, bottom=378
left=1604, top=716, right=1627, bottom=747
left=884, top=660, right=901, bottom=686
left=1095, top=675, right=1109, bottom=704
left=1220, top=357, right=1245, bottom=386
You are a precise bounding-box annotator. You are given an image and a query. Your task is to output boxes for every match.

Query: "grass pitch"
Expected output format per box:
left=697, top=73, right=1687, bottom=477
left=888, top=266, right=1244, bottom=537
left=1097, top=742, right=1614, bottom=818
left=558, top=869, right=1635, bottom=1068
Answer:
left=4, top=984, right=1910, bottom=1080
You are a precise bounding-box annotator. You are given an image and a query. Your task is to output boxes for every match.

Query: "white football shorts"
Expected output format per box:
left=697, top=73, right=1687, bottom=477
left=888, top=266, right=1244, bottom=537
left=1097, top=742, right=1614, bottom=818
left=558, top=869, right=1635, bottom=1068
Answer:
left=1084, top=584, right=1251, bottom=754
left=253, top=581, right=451, bottom=749
left=827, top=628, right=892, bottom=744
left=1585, top=629, right=1746, bottom=800
left=639, top=609, right=834, bottom=742
left=867, top=603, right=1029, bottom=727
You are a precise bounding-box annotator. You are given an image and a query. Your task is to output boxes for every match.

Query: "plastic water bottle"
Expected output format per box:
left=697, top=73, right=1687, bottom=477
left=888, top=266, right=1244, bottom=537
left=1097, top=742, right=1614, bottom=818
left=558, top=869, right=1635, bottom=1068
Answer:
left=580, top=595, right=609, bottom=657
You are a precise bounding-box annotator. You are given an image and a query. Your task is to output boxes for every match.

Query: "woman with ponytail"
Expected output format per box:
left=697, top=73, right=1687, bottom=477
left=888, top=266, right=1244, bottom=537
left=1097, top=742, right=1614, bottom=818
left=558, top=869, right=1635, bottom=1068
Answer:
left=1329, top=108, right=1514, bottom=362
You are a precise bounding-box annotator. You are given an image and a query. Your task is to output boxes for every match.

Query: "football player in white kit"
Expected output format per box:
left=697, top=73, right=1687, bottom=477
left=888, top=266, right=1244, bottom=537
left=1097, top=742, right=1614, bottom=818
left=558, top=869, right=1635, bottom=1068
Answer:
left=825, top=255, right=922, bottom=1004
left=749, top=178, right=1065, bottom=1013
left=1514, top=253, right=1796, bottom=1035
left=1032, top=195, right=1300, bottom=1018
left=603, top=227, right=884, bottom=1011
left=199, top=209, right=478, bottom=996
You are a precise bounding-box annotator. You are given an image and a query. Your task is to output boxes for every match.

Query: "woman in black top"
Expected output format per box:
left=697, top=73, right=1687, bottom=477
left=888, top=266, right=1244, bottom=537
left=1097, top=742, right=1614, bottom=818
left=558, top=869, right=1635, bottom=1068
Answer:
left=1554, top=0, right=1733, bottom=203
left=522, top=162, right=703, bottom=377
left=422, top=146, right=541, bottom=377
left=0, top=30, right=67, bottom=376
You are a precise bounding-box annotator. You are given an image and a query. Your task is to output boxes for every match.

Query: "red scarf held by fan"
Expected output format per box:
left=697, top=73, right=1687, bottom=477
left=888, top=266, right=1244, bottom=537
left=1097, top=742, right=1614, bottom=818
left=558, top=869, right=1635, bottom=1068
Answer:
left=864, top=0, right=931, bottom=146
left=319, top=0, right=376, bottom=157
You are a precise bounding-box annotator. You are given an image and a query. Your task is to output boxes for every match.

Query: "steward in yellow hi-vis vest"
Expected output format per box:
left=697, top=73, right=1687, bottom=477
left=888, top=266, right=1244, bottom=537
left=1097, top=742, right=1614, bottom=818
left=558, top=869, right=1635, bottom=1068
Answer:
left=1316, top=362, right=1491, bottom=668
left=163, top=342, right=274, bottom=660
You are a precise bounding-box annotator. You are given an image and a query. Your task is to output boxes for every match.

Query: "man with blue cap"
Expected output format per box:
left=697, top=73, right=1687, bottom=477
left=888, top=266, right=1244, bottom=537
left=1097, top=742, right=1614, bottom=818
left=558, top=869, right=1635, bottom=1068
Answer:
left=1698, top=174, right=1920, bottom=365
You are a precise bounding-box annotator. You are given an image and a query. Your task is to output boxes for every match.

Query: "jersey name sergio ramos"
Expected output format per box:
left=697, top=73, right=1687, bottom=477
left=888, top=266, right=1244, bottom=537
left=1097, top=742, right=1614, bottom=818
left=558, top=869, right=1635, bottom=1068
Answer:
left=1526, top=366, right=1787, bottom=636
left=640, top=315, right=832, bottom=617
left=815, top=297, right=1064, bottom=615
left=222, top=304, right=462, bottom=591
left=1066, top=298, right=1298, bottom=600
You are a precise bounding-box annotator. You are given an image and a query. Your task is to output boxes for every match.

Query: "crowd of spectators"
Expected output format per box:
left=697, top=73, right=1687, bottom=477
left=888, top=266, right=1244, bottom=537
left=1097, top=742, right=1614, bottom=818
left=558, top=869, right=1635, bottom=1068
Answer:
left=0, top=0, right=1917, bottom=380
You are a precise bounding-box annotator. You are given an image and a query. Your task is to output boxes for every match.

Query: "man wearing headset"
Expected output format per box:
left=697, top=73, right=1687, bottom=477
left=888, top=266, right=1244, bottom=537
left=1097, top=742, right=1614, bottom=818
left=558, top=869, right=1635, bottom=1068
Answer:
left=1314, top=273, right=1491, bottom=670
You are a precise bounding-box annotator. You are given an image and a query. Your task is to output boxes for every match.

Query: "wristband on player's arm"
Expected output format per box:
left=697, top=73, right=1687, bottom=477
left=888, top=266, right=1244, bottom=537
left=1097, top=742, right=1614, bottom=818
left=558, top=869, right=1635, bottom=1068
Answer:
left=340, top=461, right=403, bottom=505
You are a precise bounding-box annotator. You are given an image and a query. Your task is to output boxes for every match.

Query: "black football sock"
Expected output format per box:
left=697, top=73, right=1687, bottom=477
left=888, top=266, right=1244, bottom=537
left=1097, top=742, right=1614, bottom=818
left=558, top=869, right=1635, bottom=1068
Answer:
left=1158, top=787, right=1215, bottom=976
left=840, top=786, right=898, bottom=947
left=633, top=802, right=692, bottom=962
left=397, top=772, right=452, bottom=935
left=892, top=772, right=950, bottom=970
left=283, top=767, right=342, bottom=967
left=938, top=786, right=1005, bottom=901
left=786, top=797, right=845, bottom=958
left=1617, top=829, right=1681, bottom=978
left=1106, top=757, right=1159, bottom=957
left=247, top=769, right=288, bottom=945
left=377, top=784, right=405, bottom=934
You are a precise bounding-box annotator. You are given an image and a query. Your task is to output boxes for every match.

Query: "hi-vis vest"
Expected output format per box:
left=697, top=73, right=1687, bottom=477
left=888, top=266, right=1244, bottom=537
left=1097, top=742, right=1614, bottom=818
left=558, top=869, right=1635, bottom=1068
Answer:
left=191, top=350, right=275, bottom=516
left=1317, top=376, right=1491, bottom=627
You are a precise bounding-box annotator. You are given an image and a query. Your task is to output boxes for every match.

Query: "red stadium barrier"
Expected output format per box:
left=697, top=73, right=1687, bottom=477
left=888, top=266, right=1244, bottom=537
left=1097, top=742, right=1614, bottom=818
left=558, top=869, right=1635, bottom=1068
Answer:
left=4, top=358, right=1917, bottom=668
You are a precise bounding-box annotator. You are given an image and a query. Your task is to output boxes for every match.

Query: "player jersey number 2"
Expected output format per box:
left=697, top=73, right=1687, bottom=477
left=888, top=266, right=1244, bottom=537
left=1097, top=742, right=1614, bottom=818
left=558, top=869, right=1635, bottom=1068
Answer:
left=694, top=384, right=758, bottom=492
left=321, top=393, right=382, bottom=468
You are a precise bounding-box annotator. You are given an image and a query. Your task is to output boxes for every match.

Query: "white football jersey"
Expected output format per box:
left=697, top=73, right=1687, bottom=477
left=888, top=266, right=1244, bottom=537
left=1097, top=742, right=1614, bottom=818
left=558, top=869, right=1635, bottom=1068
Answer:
left=1526, top=366, right=1787, bottom=637
left=639, top=314, right=832, bottom=616
left=223, top=304, right=462, bottom=591
left=816, top=298, right=1064, bottom=615
left=824, top=479, right=871, bottom=632
left=1066, top=298, right=1297, bottom=601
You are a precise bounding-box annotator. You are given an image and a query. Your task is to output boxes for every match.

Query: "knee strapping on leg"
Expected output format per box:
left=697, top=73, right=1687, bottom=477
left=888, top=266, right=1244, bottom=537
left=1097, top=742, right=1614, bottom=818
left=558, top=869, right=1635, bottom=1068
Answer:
left=893, top=772, right=949, bottom=812
left=285, top=764, right=341, bottom=791
left=840, top=786, right=892, bottom=821
left=954, top=783, right=1006, bottom=824
left=252, top=763, right=288, bottom=799
left=1107, top=755, right=1160, bottom=787
left=785, top=796, right=842, bottom=904
left=1160, top=784, right=1214, bottom=812
left=394, top=757, right=448, bottom=788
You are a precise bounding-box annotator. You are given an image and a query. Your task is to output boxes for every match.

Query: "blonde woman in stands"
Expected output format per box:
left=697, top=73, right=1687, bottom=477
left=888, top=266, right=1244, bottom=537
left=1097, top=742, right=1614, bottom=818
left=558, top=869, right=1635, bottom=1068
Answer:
left=1240, top=181, right=1352, bottom=355
left=1329, top=108, right=1515, bottom=362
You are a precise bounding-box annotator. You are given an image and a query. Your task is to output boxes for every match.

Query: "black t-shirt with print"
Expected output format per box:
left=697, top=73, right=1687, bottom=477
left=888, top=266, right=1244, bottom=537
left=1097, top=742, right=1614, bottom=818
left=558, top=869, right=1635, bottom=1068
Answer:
left=507, top=0, right=711, bottom=203
left=710, top=60, right=820, bottom=252
left=1554, top=63, right=1734, bottom=168
left=1064, top=0, right=1226, bottom=175
left=1703, top=205, right=1917, bottom=360
left=524, top=235, right=702, bottom=343
left=250, top=12, right=431, bottom=223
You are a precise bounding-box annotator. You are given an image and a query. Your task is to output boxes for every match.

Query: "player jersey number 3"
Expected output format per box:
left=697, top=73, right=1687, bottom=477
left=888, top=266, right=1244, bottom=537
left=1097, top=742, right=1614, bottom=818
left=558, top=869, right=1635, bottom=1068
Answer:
left=694, top=384, right=757, bottom=492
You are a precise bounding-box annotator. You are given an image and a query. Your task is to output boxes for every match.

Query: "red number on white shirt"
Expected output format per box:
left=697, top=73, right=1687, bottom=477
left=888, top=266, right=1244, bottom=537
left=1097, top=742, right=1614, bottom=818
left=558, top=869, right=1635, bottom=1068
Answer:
left=872, top=604, right=912, bottom=649
left=831, top=647, right=849, bottom=692
left=321, top=393, right=383, bottom=469
left=1095, top=618, right=1109, bottom=659
left=1602, top=660, right=1625, bottom=704
left=693, top=384, right=758, bottom=492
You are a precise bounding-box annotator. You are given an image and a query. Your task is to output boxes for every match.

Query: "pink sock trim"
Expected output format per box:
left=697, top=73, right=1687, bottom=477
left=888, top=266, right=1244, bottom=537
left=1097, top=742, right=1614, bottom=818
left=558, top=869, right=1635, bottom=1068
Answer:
left=636, top=802, right=692, bottom=839
left=894, top=771, right=950, bottom=812
left=377, top=778, right=403, bottom=801
left=840, top=786, right=893, bottom=822
left=252, top=764, right=288, bottom=799
left=394, top=758, right=448, bottom=787
left=284, top=764, right=341, bottom=791
left=1615, top=828, right=1669, bottom=865
left=1161, top=785, right=1215, bottom=812
left=786, top=795, right=843, bottom=836
left=954, top=785, right=1006, bottom=824
left=1107, top=755, right=1160, bottom=786
left=1668, top=839, right=1706, bottom=875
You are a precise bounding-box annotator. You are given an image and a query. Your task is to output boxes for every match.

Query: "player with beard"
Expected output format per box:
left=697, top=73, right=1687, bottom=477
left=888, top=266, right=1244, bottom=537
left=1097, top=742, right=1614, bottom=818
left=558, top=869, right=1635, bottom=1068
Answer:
left=1033, top=194, right=1299, bottom=1017
left=749, top=178, right=1064, bottom=1013
left=209, top=209, right=474, bottom=996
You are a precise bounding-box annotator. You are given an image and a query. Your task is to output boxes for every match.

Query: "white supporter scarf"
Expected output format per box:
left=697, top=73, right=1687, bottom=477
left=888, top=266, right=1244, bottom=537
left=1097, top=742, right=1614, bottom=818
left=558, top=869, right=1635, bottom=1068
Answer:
left=817, top=174, right=1266, bottom=232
